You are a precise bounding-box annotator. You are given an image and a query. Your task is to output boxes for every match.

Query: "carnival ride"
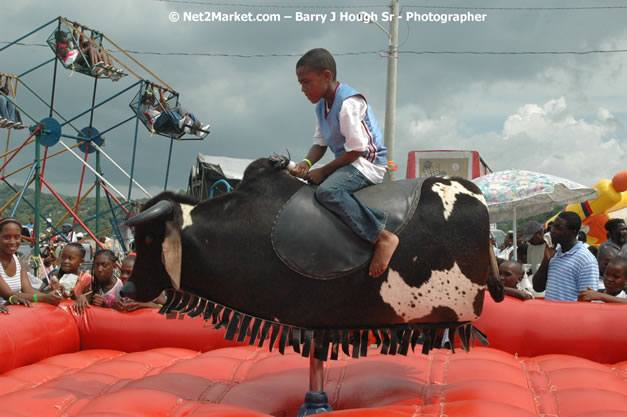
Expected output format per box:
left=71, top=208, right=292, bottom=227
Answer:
left=1, top=16, right=626, bottom=417
left=0, top=16, right=208, bottom=267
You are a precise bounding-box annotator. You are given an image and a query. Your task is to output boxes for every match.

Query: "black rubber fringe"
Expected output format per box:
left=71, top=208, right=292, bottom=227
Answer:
left=159, top=289, right=489, bottom=361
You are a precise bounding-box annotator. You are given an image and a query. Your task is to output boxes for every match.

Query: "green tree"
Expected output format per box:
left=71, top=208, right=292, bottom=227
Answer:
left=0, top=183, right=139, bottom=237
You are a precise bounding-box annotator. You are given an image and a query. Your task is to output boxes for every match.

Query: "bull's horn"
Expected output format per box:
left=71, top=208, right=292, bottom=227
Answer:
left=125, top=200, right=174, bottom=227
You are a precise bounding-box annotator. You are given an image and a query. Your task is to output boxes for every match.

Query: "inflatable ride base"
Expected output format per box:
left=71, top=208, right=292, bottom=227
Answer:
left=1, top=300, right=626, bottom=417
left=0, top=346, right=626, bottom=417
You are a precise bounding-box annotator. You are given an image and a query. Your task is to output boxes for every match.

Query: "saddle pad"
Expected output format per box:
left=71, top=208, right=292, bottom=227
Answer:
left=271, top=178, right=425, bottom=279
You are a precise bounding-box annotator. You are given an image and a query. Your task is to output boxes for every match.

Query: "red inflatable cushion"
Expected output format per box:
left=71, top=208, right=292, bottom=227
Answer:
left=0, top=347, right=625, bottom=417
left=0, top=301, right=79, bottom=374
left=0, top=301, right=245, bottom=374
left=474, top=295, right=627, bottom=363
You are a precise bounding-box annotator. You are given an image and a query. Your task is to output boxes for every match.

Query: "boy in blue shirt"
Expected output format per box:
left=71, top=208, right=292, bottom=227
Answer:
left=291, top=48, right=399, bottom=278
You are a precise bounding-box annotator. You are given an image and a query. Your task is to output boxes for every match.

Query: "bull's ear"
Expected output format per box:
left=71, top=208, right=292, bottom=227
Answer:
left=268, top=153, right=290, bottom=169
left=161, top=220, right=182, bottom=290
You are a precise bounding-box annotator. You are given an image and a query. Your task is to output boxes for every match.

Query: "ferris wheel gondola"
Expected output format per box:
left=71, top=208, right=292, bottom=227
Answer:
left=129, top=81, right=210, bottom=140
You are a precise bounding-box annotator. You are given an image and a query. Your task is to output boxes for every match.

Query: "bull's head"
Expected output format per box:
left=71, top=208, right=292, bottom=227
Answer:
left=120, top=198, right=187, bottom=302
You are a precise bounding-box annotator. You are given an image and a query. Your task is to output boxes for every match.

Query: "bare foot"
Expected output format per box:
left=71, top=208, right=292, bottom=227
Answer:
left=369, top=230, right=399, bottom=278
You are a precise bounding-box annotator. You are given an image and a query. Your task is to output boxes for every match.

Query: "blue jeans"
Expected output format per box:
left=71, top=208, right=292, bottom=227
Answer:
left=0, top=96, right=16, bottom=121
left=315, top=165, right=387, bottom=244
left=154, top=105, right=196, bottom=131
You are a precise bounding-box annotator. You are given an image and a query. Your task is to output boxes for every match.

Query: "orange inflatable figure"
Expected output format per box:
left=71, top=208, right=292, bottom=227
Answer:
left=546, top=170, right=627, bottom=246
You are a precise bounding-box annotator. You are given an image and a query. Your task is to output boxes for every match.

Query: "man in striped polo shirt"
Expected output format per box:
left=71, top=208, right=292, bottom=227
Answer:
left=532, top=211, right=598, bottom=301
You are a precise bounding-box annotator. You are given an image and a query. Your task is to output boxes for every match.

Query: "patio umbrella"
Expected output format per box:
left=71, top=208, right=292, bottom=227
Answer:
left=472, top=170, right=598, bottom=261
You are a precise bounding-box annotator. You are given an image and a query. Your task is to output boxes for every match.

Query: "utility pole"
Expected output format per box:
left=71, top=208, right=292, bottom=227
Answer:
left=383, top=1, right=399, bottom=181
left=361, top=1, right=400, bottom=181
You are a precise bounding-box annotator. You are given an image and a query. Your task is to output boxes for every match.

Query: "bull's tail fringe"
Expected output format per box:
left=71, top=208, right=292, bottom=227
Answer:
left=159, top=289, right=489, bottom=361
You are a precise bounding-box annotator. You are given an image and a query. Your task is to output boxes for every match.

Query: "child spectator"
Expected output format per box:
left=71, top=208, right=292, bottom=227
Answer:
left=578, top=256, right=627, bottom=303
left=596, top=246, right=618, bottom=291
left=49, top=243, right=91, bottom=299
left=37, top=246, right=56, bottom=286
left=115, top=254, right=166, bottom=311
left=74, top=250, right=122, bottom=313
left=499, top=260, right=533, bottom=300
left=0, top=218, right=62, bottom=307
left=290, top=48, right=398, bottom=277
left=118, top=254, right=135, bottom=285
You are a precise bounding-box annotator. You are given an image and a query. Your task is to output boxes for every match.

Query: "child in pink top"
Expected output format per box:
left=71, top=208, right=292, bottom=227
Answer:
left=54, top=30, right=78, bottom=65
left=74, top=250, right=121, bottom=313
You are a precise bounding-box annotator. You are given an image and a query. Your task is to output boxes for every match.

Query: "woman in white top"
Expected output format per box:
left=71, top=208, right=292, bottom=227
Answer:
left=0, top=218, right=63, bottom=309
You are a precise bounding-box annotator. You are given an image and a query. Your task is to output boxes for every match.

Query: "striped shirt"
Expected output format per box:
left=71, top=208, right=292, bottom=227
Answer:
left=545, top=242, right=598, bottom=301
left=0, top=254, right=22, bottom=302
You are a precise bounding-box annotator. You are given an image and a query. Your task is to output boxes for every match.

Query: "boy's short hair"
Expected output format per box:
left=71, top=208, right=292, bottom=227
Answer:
left=557, top=211, right=581, bottom=233
left=296, top=48, right=337, bottom=80
left=609, top=255, right=627, bottom=274
left=500, top=260, right=523, bottom=275
left=122, top=254, right=136, bottom=264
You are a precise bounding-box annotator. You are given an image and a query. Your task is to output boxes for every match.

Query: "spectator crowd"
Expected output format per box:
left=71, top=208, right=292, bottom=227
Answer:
left=493, top=214, right=626, bottom=303
left=1, top=217, right=165, bottom=315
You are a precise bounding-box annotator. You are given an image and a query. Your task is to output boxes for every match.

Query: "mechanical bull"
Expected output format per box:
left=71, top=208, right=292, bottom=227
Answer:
left=121, top=156, right=504, bottom=360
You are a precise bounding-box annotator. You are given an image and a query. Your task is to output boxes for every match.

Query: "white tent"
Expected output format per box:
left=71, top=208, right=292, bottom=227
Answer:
left=196, top=154, right=255, bottom=180
left=188, top=153, right=255, bottom=200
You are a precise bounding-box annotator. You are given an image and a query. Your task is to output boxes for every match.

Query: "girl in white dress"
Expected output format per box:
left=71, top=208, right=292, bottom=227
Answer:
left=0, top=218, right=63, bottom=308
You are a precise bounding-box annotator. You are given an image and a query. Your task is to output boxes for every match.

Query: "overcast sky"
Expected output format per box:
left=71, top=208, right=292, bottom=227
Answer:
left=1, top=0, right=626, bottom=203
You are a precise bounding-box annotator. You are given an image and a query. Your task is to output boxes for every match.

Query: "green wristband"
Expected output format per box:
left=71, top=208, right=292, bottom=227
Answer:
left=8, top=295, right=15, bottom=305
left=33, top=293, right=38, bottom=303
left=302, top=158, right=312, bottom=168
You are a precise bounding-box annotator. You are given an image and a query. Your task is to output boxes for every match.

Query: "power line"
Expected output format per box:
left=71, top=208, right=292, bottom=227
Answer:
left=153, top=1, right=627, bottom=11
left=399, top=49, right=627, bottom=55
left=152, top=0, right=388, bottom=8
left=403, top=4, right=627, bottom=10
left=124, top=49, right=627, bottom=57
left=3, top=41, right=627, bottom=57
